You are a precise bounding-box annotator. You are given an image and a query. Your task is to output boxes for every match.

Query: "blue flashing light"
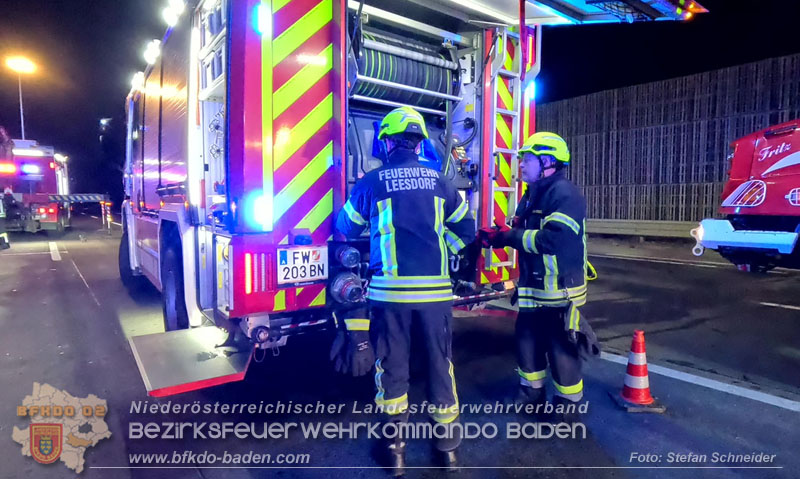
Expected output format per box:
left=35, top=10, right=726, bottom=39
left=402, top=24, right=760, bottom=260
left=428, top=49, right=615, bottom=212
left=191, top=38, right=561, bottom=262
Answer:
left=254, top=3, right=271, bottom=36
left=21, top=164, right=42, bottom=175
left=245, top=190, right=274, bottom=231
left=524, top=80, right=537, bottom=102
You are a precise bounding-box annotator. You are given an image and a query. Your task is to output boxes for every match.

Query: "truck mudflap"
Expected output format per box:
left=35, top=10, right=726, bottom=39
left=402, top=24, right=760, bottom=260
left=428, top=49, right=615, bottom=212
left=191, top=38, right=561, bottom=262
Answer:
left=691, top=219, right=799, bottom=256
left=129, top=326, right=253, bottom=397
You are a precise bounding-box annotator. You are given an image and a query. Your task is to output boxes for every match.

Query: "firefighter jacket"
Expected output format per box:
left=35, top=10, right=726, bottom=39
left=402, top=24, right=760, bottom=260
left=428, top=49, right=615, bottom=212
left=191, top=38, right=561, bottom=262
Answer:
left=505, top=170, right=587, bottom=311
left=336, top=149, right=475, bottom=306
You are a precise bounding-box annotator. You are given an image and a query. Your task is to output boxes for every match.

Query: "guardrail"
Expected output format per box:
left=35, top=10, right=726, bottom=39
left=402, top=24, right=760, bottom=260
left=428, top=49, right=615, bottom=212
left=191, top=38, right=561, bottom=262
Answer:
left=586, top=219, right=699, bottom=239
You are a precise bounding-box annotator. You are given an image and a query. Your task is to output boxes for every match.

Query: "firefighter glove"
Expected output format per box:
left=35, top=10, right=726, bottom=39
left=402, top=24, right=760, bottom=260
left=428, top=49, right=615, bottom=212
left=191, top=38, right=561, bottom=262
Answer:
left=348, top=330, right=375, bottom=377
left=330, top=317, right=374, bottom=376
left=562, top=305, right=601, bottom=361
left=478, top=223, right=512, bottom=248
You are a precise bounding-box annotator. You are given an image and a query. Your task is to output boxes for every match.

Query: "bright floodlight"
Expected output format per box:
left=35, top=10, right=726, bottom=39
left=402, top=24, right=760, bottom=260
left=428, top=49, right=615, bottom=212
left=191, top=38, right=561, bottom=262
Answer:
left=54, top=153, right=68, bottom=163
left=5, top=56, right=36, bottom=75
left=163, top=7, right=180, bottom=26
left=168, top=0, right=186, bottom=15
left=131, top=71, right=145, bottom=91
left=143, top=40, right=161, bottom=65
left=163, top=0, right=185, bottom=26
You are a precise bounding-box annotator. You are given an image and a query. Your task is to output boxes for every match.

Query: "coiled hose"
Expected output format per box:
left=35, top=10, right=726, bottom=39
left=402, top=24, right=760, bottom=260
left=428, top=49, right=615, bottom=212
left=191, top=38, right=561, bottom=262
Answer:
left=353, top=32, right=458, bottom=110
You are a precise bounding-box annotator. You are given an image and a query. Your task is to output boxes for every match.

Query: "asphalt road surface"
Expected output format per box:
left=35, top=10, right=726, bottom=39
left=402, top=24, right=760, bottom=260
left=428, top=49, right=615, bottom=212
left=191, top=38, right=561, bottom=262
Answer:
left=1, top=216, right=798, bottom=479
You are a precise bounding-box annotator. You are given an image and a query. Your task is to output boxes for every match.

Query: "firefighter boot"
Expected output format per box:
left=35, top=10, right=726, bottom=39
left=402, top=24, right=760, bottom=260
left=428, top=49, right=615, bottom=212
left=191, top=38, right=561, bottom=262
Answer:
left=433, top=418, right=461, bottom=473
left=377, top=411, right=409, bottom=477
left=386, top=435, right=407, bottom=477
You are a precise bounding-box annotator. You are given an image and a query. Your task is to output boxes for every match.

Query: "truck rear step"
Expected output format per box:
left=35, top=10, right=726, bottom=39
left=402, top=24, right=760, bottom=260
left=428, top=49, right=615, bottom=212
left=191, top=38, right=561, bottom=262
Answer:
left=129, top=326, right=252, bottom=397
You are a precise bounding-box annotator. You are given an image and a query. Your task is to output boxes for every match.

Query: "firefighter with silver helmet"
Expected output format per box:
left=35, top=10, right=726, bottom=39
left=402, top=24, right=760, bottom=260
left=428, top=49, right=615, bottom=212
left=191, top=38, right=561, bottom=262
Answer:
left=480, top=132, right=599, bottom=421
left=335, top=106, right=474, bottom=474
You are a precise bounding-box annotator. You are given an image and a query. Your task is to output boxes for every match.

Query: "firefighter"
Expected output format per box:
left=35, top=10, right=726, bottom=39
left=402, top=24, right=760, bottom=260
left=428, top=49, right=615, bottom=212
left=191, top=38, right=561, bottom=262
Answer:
left=480, top=132, right=598, bottom=421
left=335, top=106, right=474, bottom=474
left=0, top=188, right=9, bottom=250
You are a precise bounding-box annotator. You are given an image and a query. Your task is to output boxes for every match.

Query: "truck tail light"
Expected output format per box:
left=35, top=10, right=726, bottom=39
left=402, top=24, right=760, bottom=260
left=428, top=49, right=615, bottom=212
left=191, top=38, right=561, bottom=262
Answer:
left=38, top=207, right=46, bottom=214
left=245, top=253, right=253, bottom=295
left=50, top=162, right=56, bottom=169
left=0, top=163, right=15, bottom=174
left=48, top=207, right=56, bottom=214
left=244, top=252, right=272, bottom=295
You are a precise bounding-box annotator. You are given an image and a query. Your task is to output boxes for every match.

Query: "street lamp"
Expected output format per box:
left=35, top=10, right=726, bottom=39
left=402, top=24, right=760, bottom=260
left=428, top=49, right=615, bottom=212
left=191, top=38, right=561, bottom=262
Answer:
left=5, top=56, right=37, bottom=140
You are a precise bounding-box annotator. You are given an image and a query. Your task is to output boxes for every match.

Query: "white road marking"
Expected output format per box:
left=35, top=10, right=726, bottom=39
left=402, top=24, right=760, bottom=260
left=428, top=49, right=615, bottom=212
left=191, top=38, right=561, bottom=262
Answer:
left=70, top=259, right=101, bottom=308
left=90, top=215, right=99, bottom=219
left=601, top=352, right=800, bottom=412
left=112, top=222, right=122, bottom=227
left=590, top=253, right=722, bottom=268
left=48, top=242, right=62, bottom=261
left=590, top=253, right=792, bottom=275
left=758, top=301, right=800, bottom=311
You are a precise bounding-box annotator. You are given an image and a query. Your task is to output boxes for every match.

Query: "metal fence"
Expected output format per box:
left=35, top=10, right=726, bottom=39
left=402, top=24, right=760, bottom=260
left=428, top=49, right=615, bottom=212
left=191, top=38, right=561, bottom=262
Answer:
left=537, top=53, right=800, bottom=223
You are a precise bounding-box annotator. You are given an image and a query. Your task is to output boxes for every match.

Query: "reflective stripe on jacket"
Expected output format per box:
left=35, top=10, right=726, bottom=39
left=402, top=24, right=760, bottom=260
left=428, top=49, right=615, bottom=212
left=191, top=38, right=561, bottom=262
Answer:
left=335, top=149, right=475, bottom=305
left=506, top=171, right=587, bottom=310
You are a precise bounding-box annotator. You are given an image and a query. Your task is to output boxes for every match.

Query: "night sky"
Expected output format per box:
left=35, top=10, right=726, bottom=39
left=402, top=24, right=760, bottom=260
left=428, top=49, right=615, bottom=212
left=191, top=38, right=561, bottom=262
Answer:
left=0, top=0, right=798, bottom=200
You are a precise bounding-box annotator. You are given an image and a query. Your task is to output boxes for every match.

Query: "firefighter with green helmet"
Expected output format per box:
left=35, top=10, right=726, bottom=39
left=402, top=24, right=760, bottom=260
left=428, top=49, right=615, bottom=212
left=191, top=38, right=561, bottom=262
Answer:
left=335, top=106, right=475, bottom=474
left=480, top=131, right=599, bottom=421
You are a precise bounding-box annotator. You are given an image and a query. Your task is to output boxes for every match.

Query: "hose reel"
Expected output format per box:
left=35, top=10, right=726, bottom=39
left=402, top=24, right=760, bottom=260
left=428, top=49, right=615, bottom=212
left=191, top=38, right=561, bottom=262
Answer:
left=351, top=30, right=461, bottom=113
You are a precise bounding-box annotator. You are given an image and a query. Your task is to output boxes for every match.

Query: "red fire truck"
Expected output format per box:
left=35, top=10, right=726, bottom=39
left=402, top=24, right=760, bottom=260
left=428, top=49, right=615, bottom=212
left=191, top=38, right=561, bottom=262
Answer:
left=692, top=119, right=800, bottom=272
left=121, top=0, right=706, bottom=396
left=0, top=139, right=72, bottom=235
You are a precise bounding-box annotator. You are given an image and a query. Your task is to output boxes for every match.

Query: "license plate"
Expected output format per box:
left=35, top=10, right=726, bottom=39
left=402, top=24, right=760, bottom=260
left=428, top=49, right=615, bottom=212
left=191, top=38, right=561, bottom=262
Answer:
left=277, top=247, right=328, bottom=284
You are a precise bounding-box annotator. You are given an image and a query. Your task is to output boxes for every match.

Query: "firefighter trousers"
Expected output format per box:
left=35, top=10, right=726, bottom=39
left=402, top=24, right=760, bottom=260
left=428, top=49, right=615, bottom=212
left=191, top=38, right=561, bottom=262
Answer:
left=516, top=306, right=583, bottom=402
left=0, top=217, right=9, bottom=249
left=371, top=302, right=459, bottom=424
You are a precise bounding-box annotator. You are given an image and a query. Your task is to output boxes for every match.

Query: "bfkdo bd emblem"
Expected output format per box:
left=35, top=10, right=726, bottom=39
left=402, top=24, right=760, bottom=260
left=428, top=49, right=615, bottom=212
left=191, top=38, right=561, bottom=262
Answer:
left=30, top=424, right=63, bottom=464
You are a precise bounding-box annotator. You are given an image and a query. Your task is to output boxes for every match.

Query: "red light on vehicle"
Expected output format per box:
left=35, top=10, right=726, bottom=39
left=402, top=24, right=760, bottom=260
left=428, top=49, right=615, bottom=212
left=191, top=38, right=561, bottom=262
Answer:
left=0, top=163, right=16, bottom=174
left=48, top=208, right=56, bottom=214
left=50, top=162, right=56, bottom=169
left=245, top=253, right=253, bottom=295
left=38, top=207, right=46, bottom=214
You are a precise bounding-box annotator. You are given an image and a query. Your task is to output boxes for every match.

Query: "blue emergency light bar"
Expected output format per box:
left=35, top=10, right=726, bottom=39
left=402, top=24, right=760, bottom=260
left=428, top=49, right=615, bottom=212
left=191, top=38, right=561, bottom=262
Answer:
left=20, top=164, right=42, bottom=175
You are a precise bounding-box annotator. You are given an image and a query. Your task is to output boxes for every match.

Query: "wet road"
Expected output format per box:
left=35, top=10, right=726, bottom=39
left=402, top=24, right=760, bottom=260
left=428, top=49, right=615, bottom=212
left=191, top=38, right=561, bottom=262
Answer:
left=1, top=217, right=798, bottom=479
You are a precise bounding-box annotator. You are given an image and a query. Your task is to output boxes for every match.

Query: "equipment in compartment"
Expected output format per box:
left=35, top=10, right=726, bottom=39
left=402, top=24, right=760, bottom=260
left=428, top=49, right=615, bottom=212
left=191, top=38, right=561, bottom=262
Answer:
left=351, top=29, right=461, bottom=114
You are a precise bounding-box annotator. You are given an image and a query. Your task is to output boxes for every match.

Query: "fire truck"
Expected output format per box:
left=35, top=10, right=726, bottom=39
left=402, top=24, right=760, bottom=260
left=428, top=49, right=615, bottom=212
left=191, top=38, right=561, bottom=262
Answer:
left=0, top=139, right=72, bottom=235
left=121, top=0, right=706, bottom=396
left=692, top=119, right=800, bottom=273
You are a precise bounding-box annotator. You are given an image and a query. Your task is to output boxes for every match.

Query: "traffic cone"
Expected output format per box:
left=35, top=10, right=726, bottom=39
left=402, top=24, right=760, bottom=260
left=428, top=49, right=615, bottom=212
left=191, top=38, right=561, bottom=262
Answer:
left=610, top=330, right=666, bottom=413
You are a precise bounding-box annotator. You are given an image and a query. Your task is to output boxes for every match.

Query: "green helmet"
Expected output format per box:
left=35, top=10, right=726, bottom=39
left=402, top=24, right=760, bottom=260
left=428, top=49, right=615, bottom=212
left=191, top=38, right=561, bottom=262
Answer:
left=377, top=106, right=429, bottom=140
left=518, top=131, right=570, bottom=165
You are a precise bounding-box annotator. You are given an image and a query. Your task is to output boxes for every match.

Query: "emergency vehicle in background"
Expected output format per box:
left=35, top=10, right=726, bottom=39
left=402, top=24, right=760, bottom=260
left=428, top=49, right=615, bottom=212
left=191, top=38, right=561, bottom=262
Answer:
left=0, top=139, right=71, bottom=235
left=120, top=0, right=706, bottom=396
left=693, top=119, right=800, bottom=273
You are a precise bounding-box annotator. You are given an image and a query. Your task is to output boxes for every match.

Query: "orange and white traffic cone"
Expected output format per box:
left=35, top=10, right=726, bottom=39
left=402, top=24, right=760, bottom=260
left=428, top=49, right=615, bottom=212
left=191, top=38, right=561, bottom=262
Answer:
left=611, top=330, right=666, bottom=413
